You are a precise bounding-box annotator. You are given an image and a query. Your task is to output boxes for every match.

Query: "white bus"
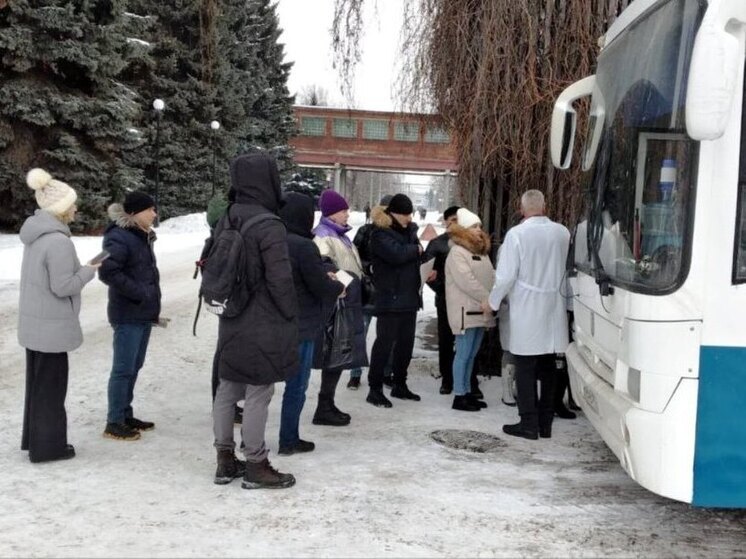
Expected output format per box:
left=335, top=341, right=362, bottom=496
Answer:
left=550, top=0, right=746, bottom=507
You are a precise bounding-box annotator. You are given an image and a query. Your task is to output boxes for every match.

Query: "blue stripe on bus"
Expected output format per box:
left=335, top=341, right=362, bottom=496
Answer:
left=693, top=346, right=746, bottom=508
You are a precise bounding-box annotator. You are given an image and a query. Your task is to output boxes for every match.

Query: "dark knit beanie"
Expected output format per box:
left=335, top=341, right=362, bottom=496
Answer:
left=319, top=189, right=349, bottom=217
left=443, top=205, right=460, bottom=220
left=124, top=191, right=156, bottom=215
left=386, top=193, right=414, bottom=215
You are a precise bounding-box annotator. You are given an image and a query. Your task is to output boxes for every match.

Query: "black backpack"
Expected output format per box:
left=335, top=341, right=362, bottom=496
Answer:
left=192, top=208, right=280, bottom=334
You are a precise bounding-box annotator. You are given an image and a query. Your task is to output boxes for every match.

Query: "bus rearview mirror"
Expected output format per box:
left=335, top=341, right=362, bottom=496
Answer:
left=551, top=76, right=596, bottom=170
left=686, top=6, right=746, bottom=140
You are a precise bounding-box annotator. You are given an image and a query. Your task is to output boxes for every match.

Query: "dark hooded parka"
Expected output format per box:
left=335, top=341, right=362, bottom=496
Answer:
left=278, top=192, right=344, bottom=341
left=215, top=154, right=299, bottom=385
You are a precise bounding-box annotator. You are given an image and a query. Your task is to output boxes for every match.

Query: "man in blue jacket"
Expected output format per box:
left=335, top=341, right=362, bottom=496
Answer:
left=99, top=191, right=161, bottom=441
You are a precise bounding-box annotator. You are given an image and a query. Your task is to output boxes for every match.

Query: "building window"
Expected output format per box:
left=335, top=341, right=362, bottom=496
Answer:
left=333, top=118, right=357, bottom=138
left=299, top=117, right=326, bottom=136
left=425, top=125, right=450, bottom=143
left=362, top=119, right=389, bottom=140
left=394, top=122, right=419, bottom=142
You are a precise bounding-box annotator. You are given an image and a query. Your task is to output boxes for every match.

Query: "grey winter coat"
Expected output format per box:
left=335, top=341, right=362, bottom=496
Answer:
left=17, top=210, right=96, bottom=353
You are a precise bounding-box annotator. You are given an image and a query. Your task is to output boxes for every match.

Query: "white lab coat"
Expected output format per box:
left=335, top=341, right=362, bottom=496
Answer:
left=489, top=216, right=570, bottom=356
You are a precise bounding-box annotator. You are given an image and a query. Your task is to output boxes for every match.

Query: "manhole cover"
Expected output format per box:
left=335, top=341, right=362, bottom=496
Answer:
left=430, top=429, right=507, bottom=453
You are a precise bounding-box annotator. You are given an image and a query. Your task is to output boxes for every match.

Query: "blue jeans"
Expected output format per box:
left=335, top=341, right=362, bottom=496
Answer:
left=107, top=323, right=152, bottom=424
left=453, top=328, right=485, bottom=396
left=279, top=340, right=315, bottom=448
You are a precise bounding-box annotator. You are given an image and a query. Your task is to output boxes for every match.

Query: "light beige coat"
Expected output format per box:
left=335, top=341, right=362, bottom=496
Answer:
left=314, top=233, right=364, bottom=278
left=445, top=226, right=496, bottom=335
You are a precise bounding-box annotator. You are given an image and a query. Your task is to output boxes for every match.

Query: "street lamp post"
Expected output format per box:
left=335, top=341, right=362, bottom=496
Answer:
left=210, top=120, right=220, bottom=199
left=152, top=98, right=165, bottom=227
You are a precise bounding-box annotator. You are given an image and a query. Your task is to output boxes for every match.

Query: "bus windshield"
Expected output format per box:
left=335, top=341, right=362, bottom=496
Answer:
left=575, top=0, right=706, bottom=293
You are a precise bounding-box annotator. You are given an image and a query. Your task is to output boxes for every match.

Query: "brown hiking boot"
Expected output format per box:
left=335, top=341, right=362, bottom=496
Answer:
left=241, top=458, right=295, bottom=490
left=214, top=449, right=246, bottom=485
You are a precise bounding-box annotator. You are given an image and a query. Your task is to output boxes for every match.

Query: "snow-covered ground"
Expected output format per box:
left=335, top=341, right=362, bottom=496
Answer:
left=0, top=211, right=744, bottom=558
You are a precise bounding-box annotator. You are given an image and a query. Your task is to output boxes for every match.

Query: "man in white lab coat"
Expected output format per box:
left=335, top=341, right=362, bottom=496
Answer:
left=489, top=190, right=570, bottom=440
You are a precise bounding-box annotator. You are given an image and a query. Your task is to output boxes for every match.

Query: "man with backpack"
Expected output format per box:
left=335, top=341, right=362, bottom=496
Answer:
left=208, top=152, right=298, bottom=489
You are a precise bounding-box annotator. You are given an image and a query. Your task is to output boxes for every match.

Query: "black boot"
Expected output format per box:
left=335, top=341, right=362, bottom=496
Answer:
left=278, top=439, right=315, bottom=456
left=452, top=395, right=480, bottom=412
left=502, top=422, right=539, bottom=440
left=214, top=449, right=246, bottom=485
left=366, top=388, right=392, bottom=408
left=466, top=393, right=487, bottom=409
left=390, top=384, right=421, bottom=401
left=330, top=403, right=351, bottom=422
left=555, top=406, right=576, bottom=419
left=439, top=384, right=452, bottom=395
left=29, top=444, right=76, bottom=464
left=242, top=458, right=295, bottom=490
left=382, top=374, right=394, bottom=387
left=313, top=399, right=350, bottom=426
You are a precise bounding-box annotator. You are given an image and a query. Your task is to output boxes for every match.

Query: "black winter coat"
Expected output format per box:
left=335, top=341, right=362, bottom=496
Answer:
left=99, top=205, right=161, bottom=325
left=280, top=193, right=344, bottom=341
left=423, top=231, right=451, bottom=300
left=216, top=154, right=299, bottom=385
left=369, top=210, right=422, bottom=314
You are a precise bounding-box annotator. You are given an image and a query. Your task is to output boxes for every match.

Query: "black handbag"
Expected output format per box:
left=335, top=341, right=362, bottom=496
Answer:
left=322, top=299, right=355, bottom=370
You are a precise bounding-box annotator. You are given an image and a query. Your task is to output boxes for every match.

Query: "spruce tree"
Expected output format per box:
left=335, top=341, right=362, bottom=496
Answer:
left=242, top=0, right=296, bottom=174
left=0, top=0, right=143, bottom=231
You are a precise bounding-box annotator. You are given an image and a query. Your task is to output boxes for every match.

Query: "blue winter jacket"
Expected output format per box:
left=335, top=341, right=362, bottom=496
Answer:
left=99, top=204, right=161, bottom=324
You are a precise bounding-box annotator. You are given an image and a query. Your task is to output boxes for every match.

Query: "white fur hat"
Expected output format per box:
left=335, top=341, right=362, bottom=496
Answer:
left=26, top=168, right=77, bottom=216
left=456, top=208, right=481, bottom=229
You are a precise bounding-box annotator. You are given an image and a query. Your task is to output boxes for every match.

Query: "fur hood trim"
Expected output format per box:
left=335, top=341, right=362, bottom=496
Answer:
left=371, top=205, right=392, bottom=228
left=449, top=224, right=491, bottom=255
left=108, top=203, right=138, bottom=229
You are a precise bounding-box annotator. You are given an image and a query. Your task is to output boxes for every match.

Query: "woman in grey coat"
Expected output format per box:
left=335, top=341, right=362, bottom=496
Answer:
left=18, top=169, right=99, bottom=463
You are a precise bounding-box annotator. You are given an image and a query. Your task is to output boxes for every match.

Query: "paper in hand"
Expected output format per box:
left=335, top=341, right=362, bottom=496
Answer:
left=335, top=269, right=354, bottom=288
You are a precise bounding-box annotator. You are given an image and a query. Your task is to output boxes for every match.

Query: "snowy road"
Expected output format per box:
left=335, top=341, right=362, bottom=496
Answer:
left=0, top=215, right=745, bottom=558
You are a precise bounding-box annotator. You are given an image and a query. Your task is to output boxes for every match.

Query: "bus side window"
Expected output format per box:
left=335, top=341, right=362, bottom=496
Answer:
left=732, top=63, right=746, bottom=284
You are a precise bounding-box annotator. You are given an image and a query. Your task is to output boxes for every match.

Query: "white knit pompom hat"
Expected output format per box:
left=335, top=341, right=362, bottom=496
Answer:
left=26, top=168, right=77, bottom=216
left=456, top=208, right=481, bottom=228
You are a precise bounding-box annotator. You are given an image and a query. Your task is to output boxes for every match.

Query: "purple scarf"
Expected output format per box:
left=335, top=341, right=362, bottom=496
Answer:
left=314, top=216, right=353, bottom=247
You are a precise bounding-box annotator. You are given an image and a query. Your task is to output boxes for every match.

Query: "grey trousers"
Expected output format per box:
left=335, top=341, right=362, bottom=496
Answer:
left=213, top=379, right=274, bottom=463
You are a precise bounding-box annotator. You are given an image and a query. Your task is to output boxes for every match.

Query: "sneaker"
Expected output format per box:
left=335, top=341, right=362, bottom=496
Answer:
left=382, top=374, right=394, bottom=387
left=214, top=449, right=246, bottom=485
left=242, top=458, right=296, bottom=490
left=278, top=439, right=316, bottom=456
left=390, top=384, right=421, bottom=401
left=29, top=444, right=76, bottom=463
left=502, top=422, right=539, bottom=440
left=346, top=377, right=361, bottom=390
left=103, top=422, right=141, bottom=441
left=366, top=388, right=393, bottom=408
left=125, top=417, right=155, bottom=431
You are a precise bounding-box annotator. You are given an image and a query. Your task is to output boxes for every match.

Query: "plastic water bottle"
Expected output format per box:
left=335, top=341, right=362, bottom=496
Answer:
left=659, top=159, right=676, bottom=203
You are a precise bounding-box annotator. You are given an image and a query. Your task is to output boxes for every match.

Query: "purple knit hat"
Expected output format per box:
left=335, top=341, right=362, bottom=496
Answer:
left=319, top=190, right=349, bottom=217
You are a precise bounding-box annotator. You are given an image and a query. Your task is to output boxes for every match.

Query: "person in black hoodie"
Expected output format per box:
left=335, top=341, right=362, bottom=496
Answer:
left=99, top=191, right=161, bottom=442
left=423, top=205, right=459, bottom=394
left=278, top=193, right=345, bottom=455
left=366, top=193, right=423, bottom=408
left=211, top=153, right=297, bottom=490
